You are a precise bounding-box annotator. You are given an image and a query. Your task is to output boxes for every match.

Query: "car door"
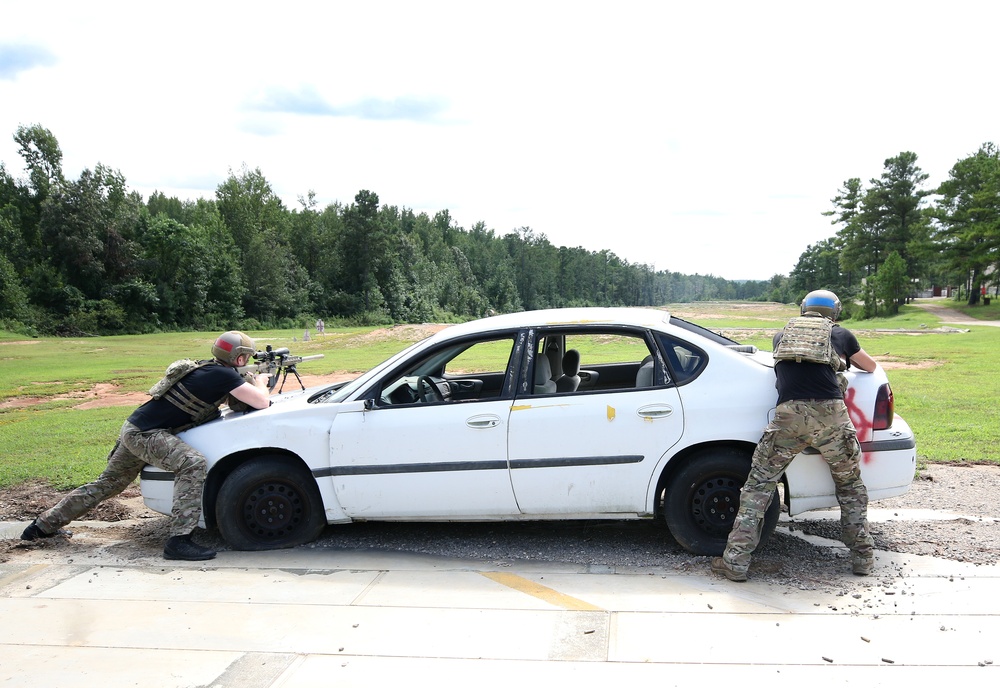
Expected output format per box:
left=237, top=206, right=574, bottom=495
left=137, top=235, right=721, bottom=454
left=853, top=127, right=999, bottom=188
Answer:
left=507, top=329, right=685, bottom=515
left=327, top=334, right=521, bottom=519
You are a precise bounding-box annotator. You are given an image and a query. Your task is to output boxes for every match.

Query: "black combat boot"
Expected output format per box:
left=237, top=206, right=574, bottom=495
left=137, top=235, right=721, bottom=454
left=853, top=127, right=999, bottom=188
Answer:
left=163, top=534, right=217, bottom=561
left=21, top=519, right=71, bottom=541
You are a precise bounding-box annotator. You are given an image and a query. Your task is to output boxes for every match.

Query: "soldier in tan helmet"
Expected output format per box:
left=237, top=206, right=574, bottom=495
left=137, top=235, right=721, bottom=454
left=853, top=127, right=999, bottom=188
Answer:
left=22, top=331, right=272, bottom=561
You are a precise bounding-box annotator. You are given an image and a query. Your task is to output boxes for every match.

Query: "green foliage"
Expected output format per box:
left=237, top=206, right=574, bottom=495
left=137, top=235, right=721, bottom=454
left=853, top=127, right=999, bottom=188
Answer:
left=13, top=127, right=997, bottom=342
left=14, top=123, right=64, bottom=199
left=790, top=238, right=847, bottom=297
left=808, top=145, right=1000, bottom=314
left=0, top=251, right=30, bottom=320
left=928, top=142, right=1000, bottom=306
left=871, top=251, right=909, bottom=315
left=0, top=127, right=786, bottom=337
left=817, top=152, right=933, bottom=301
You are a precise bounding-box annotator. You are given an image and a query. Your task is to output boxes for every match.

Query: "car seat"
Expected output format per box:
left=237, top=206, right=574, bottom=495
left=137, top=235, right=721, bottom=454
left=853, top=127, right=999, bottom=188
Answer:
left=556, top=349, right=581, bottom=393
left=534, top=356, right=557, bottom=394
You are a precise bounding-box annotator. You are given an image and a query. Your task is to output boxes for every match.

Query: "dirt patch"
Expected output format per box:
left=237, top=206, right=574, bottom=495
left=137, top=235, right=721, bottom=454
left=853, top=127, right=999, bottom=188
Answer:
left=0, top=382, right=134, bottom=410
left=874, top=358, right=940, bottom=370
left=0, top=481, right=144, bottom=523
left=347, top=323, right=448, bottom=345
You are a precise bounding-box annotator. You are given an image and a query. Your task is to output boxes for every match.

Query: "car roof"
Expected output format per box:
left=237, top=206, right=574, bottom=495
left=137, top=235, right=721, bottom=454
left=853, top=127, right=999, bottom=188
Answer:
left=439, top=307, right=672, bottom=338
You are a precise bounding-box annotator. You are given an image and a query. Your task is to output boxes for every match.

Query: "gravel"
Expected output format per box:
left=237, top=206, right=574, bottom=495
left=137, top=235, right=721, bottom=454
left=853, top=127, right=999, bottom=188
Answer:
left=272, top=463, right=1000, bottom=592
left=5, top=464, right=999, bottom=595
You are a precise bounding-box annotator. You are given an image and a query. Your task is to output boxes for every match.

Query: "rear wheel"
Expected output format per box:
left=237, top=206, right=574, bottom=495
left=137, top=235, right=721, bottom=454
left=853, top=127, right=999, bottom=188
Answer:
left=663, top=448, right=780, bottom=556
left=216, top=456, right=326, bottom=550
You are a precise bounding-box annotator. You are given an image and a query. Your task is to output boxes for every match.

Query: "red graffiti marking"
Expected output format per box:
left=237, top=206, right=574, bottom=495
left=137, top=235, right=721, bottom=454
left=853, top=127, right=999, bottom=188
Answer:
left=844, top=386, right=874, bottom=463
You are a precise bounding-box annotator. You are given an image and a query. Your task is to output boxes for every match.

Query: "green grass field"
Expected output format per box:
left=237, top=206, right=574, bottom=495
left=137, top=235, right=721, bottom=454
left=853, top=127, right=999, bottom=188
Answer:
left=2, top=300, right=997, bottom=489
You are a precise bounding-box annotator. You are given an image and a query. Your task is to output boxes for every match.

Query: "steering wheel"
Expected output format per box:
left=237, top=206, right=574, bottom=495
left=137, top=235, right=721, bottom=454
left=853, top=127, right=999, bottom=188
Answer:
left=416, top=375, right=444, bottom=403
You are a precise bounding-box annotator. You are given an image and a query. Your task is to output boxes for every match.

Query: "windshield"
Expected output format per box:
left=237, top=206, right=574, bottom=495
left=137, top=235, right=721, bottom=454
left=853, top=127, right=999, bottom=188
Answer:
left=316, top=338, right=432, bottom=404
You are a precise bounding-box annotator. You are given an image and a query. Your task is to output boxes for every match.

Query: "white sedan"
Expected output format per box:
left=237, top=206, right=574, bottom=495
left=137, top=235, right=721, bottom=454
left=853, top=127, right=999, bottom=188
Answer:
left=141, top=307, right=916, bottom=555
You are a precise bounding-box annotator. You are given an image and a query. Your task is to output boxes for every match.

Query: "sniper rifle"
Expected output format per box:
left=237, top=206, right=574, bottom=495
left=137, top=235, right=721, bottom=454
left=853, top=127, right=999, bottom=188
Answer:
left=236, top=345, right=324, bottom=393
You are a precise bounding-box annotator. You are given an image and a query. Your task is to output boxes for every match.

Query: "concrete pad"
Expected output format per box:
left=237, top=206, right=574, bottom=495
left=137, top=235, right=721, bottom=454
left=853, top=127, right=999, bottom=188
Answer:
left=2, top=521, right=999, bottom=685
left=488, top=560, right=1000, bottom=616
left=34, top=566, right=381, bottom=606
left=351, top=570, right=562, bottom=609
left=281, top=655, right=993, bottom=687
left=0, top=596, right=611, bottom=662
left=611, top=610, right=998, bottom=667
left=0, top=645, right=246, bottom=688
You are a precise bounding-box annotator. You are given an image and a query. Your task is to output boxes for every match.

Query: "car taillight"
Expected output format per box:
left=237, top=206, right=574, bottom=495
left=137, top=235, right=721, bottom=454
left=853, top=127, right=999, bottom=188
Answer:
left=873, top=383, right=894, bottom=430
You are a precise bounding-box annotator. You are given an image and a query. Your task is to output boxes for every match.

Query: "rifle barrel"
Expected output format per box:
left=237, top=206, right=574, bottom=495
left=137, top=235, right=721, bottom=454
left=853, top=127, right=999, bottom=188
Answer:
left=236, top=353, right=323, bottom=372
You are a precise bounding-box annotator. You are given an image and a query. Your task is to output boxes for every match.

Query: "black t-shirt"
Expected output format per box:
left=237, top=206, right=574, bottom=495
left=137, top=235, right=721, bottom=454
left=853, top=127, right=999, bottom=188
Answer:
left=772, top=325, right=862, bottom=404
left=128, top=363, right=245, bottom=431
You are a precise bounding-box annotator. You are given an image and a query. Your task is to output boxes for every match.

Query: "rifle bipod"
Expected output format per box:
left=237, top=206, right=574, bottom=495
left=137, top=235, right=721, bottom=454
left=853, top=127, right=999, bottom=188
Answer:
left=272, top=364, right=307, bottom=393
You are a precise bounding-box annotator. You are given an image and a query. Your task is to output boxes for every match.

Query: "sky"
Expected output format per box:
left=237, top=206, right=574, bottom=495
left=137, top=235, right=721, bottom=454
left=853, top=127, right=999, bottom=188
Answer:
left=1, top=1, right=996, bottom=281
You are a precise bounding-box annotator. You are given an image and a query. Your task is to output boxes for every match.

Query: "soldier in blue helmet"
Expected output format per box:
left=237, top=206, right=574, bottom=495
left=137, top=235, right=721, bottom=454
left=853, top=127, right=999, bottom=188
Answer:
left=712, top=290, right=879, bottom=581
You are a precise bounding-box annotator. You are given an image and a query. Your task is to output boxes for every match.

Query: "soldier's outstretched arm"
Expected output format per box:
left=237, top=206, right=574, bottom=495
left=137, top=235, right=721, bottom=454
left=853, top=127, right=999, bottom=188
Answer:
left=849, top=348, right=877, bottom=373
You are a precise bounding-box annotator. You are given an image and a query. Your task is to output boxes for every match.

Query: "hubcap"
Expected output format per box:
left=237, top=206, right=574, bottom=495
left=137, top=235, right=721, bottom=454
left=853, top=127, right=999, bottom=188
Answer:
left=690, top=475, right=740, bottom=535
left=241, top=482, right=305, bottom=539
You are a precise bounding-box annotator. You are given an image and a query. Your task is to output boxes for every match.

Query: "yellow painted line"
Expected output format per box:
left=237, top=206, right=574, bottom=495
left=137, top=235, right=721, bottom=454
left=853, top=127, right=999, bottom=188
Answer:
left=0, top=563, right=50, bottom=590
left=480, top=571, right=604, bottom=611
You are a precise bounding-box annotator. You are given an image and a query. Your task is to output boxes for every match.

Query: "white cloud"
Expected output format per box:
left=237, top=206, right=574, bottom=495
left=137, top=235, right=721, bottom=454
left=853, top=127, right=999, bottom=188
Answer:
left=1, top=0, right=997, bottom=280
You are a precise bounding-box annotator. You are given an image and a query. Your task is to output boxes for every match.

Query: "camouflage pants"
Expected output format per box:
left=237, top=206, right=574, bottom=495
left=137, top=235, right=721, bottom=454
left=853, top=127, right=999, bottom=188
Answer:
left=37, top=421, right=207, bottom=538
left=722, top=399, right=875, bottom=573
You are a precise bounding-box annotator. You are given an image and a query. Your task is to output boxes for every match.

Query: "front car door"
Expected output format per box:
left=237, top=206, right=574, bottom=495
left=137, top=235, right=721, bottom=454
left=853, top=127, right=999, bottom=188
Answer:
left=328, top=333, right=523, bottom=518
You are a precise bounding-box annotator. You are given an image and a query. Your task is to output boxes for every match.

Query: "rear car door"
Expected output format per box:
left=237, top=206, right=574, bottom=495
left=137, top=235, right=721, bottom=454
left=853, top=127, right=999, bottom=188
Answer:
left=506, top=328, right=684, bottom=515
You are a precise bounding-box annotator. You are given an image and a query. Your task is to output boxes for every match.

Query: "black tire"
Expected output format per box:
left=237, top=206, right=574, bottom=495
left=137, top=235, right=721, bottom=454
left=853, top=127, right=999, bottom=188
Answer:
left=663, top=448, right=780, bottom=556
left=215, top=456, right=326, bottom=551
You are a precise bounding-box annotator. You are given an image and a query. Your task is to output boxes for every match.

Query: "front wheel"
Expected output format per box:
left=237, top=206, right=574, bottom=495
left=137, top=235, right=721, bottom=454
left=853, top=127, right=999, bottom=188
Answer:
left=216, top=456, right=326, bottom=550
left=663, top=448, right=780, bottom=556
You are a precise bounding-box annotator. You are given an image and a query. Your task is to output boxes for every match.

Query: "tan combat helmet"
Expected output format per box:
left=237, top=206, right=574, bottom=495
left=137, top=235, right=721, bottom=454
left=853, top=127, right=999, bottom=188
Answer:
left=211, top=331, right=255, bottom=365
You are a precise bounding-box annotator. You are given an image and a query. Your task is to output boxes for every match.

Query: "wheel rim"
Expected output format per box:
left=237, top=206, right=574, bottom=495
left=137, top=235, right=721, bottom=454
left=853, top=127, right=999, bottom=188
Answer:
left=689, top=474, right=741, bottom=536
left=239, top=480, right=307, bottom=541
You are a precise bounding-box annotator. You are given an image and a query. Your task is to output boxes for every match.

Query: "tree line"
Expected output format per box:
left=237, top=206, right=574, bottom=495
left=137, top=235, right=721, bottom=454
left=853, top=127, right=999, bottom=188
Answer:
left=789, top=145, right=1000, bottom=316
left=0, top=125, right=778, bottom=336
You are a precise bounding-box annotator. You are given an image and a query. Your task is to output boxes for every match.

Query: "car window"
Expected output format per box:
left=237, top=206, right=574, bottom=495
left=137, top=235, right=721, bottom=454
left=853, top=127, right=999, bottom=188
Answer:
left=530, top=330, right=659, bottom=395
left=657, top=333, right=706, bottom=385
left=378, top=335, right=517, bottom=406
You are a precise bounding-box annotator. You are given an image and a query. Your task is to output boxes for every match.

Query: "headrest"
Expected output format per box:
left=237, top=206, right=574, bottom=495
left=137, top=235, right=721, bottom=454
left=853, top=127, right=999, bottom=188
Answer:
left=562, top=349, right=580, bottom=376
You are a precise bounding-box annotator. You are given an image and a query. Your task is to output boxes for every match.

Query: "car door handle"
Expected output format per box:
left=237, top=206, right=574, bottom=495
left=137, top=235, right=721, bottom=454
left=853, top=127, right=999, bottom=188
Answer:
left=467, top=414, right=502, bottom=429
left=637, top=404, right=673, bottom=419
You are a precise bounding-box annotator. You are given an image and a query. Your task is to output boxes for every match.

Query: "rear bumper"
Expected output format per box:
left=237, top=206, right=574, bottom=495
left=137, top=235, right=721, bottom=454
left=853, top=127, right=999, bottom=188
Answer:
left=785, top=415, right=917, bottom=516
